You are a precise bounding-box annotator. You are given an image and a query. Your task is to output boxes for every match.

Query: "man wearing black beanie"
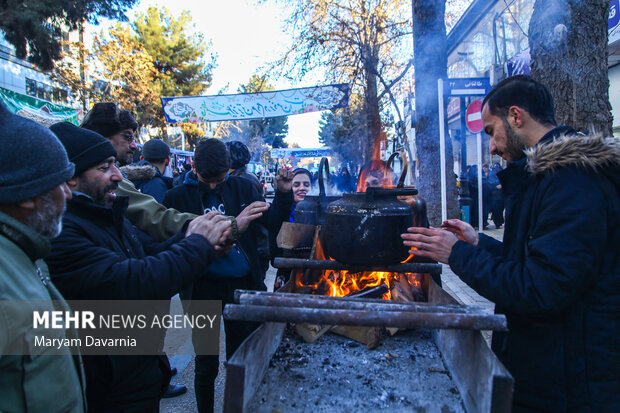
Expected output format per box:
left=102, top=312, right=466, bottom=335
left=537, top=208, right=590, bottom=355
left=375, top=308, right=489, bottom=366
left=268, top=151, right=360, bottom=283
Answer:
left=0, top=103, right=86, bottom=413
left=46, top=121, right=233, bottom=412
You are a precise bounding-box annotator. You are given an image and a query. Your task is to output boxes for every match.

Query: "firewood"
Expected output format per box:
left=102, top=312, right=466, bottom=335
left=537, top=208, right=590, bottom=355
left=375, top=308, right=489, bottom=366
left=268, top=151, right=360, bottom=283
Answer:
left=330, top=325, right=382, bottom=349
left=391, top=273, right=414, bottom=302
left=276, top=222, right=316, bottom=249
left=294, top=323, right=331, bottom=343
left=345, top=284, right=389, bottom=299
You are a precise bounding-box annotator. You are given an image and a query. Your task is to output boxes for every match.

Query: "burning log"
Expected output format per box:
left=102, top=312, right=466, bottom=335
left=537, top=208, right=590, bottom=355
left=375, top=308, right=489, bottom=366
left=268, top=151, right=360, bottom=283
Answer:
left=273, top=257, right=442, bottom=275
left=224, top=304, right=508, bottom=331
left=345, top=284, right=389, bottom=299
left=391, top=273, right=415, bottom=302
left=234, top=291, right=486, bottom=315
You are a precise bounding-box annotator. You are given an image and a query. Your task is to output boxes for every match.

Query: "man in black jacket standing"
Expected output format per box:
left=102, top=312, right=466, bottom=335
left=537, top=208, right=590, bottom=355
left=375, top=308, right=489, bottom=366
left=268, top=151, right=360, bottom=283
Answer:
left=402, top=76, right=620, bottom=412
left=46, top=123, right=232, bottom=412
left=163, top=138, right=270, bottom=413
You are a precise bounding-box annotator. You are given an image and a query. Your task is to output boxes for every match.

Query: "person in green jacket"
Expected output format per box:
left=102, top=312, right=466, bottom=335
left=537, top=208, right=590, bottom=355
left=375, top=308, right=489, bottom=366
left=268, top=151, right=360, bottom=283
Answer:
left=80, top=102, right=196, bottom=241
left=0, top=102, right=86, bottom=413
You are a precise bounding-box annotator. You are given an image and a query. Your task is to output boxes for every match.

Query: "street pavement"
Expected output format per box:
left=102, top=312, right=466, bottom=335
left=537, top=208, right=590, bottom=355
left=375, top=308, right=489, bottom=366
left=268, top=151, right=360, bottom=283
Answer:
left=160, top=227, right=503, bottom=412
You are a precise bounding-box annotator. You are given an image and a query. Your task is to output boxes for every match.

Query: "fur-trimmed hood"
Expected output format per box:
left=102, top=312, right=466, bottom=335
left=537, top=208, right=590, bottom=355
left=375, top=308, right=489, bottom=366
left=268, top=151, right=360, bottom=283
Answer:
left=526, top=132, right=620, bottom=186
left=120, top=164, right=156, bottom=182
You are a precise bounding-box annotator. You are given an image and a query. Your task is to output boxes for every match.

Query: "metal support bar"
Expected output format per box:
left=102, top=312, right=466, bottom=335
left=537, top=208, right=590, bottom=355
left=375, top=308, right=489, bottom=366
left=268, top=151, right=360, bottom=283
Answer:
left=237, top=292, right=487, bottom=315
left=224, top=304, right=508, bottom=331
left=273, top=257, right=442, bottom=275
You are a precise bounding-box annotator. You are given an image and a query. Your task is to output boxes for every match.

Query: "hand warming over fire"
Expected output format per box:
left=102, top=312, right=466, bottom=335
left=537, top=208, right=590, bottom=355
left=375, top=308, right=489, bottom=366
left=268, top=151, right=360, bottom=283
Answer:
left=401, top=227, right=459, bottom=263
left=236, top=201, right=270, bottom=234
left=440, top=219, right=479, bottom=246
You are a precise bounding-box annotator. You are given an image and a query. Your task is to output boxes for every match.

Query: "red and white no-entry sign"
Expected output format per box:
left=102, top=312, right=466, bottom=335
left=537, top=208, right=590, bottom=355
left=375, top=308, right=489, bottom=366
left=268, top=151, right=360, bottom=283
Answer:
left=466, top=100, right=483, bottom=133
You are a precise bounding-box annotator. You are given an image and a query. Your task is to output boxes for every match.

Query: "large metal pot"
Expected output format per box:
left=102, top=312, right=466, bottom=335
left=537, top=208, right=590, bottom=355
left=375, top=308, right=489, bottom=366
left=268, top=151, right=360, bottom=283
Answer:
left=294, top=157, right=340, bottom=226
left=321, top=151, right=429, bottom=265
left=323, top=186, right=418, bottom=265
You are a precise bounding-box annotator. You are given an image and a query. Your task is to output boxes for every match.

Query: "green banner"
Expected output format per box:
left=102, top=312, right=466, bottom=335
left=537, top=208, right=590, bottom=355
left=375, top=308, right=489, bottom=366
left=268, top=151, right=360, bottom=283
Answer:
left=0, top=87, right=79, bottom=126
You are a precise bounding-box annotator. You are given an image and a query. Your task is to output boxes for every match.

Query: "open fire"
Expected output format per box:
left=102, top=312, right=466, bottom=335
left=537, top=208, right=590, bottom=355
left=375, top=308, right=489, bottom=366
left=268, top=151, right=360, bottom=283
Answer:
left=294, top=235, right=425, bottom=303
left=295, top=151, right=425, bottom=303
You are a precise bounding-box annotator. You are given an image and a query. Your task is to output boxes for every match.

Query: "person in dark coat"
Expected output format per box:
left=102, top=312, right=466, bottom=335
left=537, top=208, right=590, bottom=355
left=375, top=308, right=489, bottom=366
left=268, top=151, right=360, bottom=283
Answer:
left=226, top=140, right=263, bottom=195
left=402, top=75, right=620, bottom=412
left=162, top=138, right=270, bottom=413
left=173, top=163, right=192, bottom=187
left=45, top=123, right=232, bottom=413
left=122, top=139, right=173, bottom=203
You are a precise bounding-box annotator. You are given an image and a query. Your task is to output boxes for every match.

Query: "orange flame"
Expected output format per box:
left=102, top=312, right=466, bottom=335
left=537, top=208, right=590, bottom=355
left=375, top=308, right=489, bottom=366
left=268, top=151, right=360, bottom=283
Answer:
left=295, top=238, right=424, bottom=301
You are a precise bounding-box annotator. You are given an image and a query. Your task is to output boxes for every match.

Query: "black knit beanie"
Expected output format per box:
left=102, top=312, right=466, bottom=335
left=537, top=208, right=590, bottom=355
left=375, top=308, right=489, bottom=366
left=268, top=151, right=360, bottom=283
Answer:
left=226, top=141, right=252, bottom=169
left=0, top=102, right=75, bottom=204
left=142, top=139, right=170, bottom=162
left=80, top=102, right=138, bottom=138
left=50, top=122, right=117, bottom=176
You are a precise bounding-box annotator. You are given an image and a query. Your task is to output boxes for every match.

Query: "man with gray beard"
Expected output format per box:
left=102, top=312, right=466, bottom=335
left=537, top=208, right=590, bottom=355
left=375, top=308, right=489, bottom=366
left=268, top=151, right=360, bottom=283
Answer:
left=0, top=102, right=86, bottom=412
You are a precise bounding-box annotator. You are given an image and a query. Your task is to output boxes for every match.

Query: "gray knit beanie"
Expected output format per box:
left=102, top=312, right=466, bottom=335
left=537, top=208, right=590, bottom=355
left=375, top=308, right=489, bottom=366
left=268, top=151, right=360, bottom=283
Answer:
left=0, top=102, right=75, bottom=204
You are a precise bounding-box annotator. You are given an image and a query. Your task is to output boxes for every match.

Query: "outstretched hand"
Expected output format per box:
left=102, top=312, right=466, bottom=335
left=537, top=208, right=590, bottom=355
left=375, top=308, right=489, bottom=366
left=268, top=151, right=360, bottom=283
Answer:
left=440, top=219, right=479, bottom=246
left=401, top=226, right=459, bottom=264
left=275, top=168, right=293, bottom=192
left=236, top=201, right=270, bottom=234
left=186, top=211, right=231, bottom=247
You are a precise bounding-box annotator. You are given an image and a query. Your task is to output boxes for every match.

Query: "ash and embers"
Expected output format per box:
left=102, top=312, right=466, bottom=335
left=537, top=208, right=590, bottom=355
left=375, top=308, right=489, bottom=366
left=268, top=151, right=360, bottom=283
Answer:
left=247, top=328, right=465, bottom=413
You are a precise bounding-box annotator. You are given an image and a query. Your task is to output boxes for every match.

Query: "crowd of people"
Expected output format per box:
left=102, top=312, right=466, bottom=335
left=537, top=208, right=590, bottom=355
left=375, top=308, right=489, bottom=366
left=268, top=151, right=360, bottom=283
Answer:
left=0, top=74, right=618, bottom=413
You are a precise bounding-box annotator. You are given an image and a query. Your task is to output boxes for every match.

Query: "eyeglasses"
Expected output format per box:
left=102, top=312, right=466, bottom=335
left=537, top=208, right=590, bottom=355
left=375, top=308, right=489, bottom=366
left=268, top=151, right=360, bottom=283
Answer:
left=119, top=132, right=135, bottom=144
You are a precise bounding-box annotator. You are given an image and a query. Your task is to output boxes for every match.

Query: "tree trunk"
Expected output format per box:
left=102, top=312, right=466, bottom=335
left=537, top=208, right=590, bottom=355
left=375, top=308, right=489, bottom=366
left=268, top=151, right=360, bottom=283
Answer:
left=364, top=57, right=384, bottom=163
left=412, top=0, right=459, bottom=226
left=529, top=0, right=612, bottom=135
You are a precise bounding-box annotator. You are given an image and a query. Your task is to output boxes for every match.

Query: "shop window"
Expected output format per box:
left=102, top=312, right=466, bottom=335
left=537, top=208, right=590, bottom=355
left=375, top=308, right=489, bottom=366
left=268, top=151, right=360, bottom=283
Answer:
left=25, top=78, right=69, bottom=105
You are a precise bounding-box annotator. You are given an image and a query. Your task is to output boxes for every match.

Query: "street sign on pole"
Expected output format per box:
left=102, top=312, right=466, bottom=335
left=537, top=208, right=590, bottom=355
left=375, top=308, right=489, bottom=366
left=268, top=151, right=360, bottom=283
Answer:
left=466, top=100, right=483, bottom=133
left=446, top=78, right=491, bottom=96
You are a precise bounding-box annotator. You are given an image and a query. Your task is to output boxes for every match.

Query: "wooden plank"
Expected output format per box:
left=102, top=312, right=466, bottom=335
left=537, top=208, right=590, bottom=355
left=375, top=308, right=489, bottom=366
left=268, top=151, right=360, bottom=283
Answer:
left=429, top=279, right=514, bottom=413
left=224, top=304, right=508, bottom=331
left=276, top=222, right=317, bottom=249
left=331, top=325, right=382, bottom=349
left=294, top=323, right=331, bottom=343
left=223, top=322, right=286, bottom=413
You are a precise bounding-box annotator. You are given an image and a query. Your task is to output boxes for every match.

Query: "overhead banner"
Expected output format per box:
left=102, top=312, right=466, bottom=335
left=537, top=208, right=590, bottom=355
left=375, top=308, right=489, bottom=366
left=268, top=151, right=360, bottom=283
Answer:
left=0, top=87, right=80, bottom=126
left=161, top=84, right=350, bottom=124
left=271, top=147, right=333, bottom=159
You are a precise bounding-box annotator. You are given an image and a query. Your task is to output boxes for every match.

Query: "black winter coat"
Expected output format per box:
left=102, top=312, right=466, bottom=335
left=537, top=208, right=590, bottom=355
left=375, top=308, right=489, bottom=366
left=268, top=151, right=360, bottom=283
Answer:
left=449, top=128, right=620, bottom=412
left=162, top=173, right=268, bottom=290
left=46, top=195, right=217, bottom=412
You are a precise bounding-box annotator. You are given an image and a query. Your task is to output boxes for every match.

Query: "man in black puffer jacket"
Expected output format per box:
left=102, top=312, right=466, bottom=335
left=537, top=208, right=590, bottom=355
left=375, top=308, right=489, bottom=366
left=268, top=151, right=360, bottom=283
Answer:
left=403, top=76, right=620, bottom=412
left=163, top=138, right=270, bottom=413
left=45, top=123, right=232, bottom=413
